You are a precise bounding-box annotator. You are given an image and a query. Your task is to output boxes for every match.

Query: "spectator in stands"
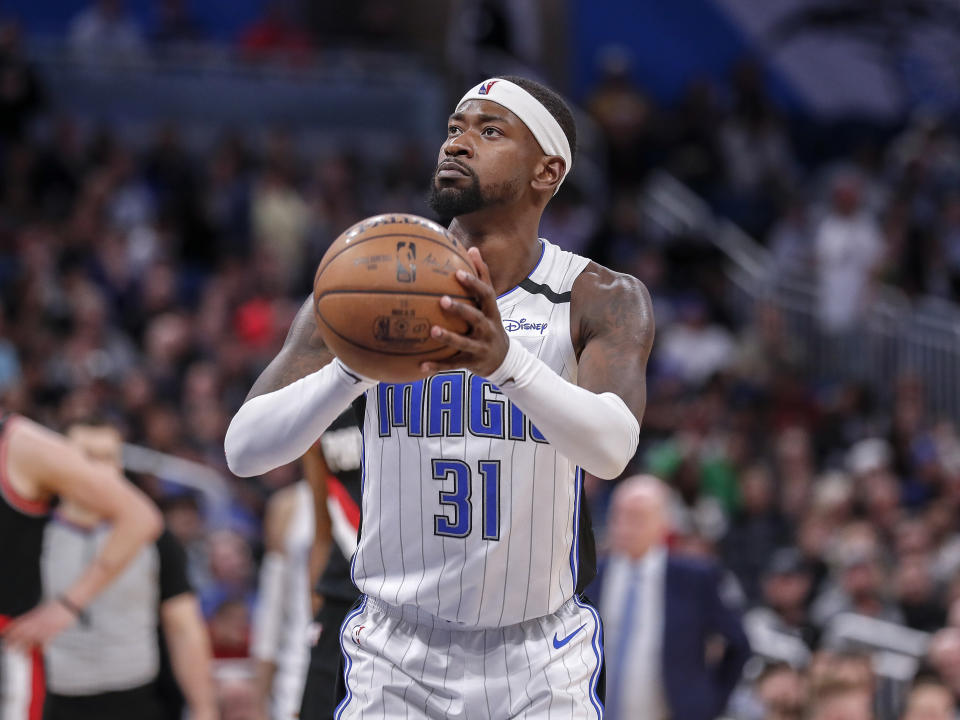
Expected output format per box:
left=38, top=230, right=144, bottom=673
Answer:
left=895, top=552, right=946, bottom=633
left=657, top=295, right=735, bottom=386
left=900, top=679, right=957, bottom=720
left=745, top=548, right=818, bottom=653
left=68, top=0, right=146, bottom=63
left=716, top=59, right=796, bottom=237
left=592, top=475, right=750, bottom=720
left=813, top=172, right=884, bottom=333
left=806, top=652, right=876, bottom=720
left=586, top=48, right=660, bottom=188
left=722, top=463, right=792, bottom=604
left=807, top=685, right=874, bottom=720
left=811, top=523, right=903, bottom=629
left=753, top=662, right=807, bottom=720
left=200, top=529, right=256, bottom=618
left=927, top=628, right=960, bottom=708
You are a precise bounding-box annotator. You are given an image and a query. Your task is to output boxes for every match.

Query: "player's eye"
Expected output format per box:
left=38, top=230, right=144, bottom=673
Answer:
left=447, top=126, right=462, bottom=136
left=481, top=127, right=502, bottom=137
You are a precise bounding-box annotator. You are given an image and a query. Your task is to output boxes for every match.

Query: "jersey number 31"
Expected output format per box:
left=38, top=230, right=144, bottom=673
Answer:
left=432, top=459, right=500, bottom=540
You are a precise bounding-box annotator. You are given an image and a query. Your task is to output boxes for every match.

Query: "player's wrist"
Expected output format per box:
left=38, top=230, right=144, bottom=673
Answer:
left=487, top=338, right=534, bottom=388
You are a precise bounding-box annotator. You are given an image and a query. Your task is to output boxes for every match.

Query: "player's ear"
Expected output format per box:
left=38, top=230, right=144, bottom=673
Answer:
left=531, top=156, right=565, bottom=194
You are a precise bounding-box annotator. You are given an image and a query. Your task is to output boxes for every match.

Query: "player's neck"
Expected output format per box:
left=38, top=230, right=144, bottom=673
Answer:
left=448, top=212, right=543, bottom=297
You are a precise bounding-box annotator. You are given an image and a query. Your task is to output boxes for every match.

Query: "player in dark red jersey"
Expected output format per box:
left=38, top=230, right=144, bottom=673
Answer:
left=0, top=411, right=162, bottom=719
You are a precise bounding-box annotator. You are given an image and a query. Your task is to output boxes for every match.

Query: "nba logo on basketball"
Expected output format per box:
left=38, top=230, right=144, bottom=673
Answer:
left=477, top=80, right=498, bottom=95
left=396, top=241, right=416, bottom=283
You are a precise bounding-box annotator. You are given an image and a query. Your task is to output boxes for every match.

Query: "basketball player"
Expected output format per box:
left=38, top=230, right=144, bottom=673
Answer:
left=225, top=75, right=654, bottom=717
left=0, top=411, right=162, bottom=719
left=252, top=411, right=362, bottom=720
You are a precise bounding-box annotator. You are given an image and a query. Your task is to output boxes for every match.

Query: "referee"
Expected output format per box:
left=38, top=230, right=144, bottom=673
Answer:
left=40, top=421, right=217, bottom=720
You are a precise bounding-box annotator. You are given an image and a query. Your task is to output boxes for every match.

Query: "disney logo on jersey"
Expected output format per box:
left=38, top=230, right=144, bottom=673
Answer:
left=502, top=317, right=548, bottom=335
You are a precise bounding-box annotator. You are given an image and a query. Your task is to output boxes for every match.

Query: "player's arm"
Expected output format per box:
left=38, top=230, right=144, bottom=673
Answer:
left=250, top=487, right=296, bottom=704
left=225, top=297, right=374, bottom=477
left=570, top=262, right=654, bottom=427
left=2, top=418, right=163, bottom=649
left=246, top=296, right=335, bottom=401
left=155, top=529, right=218, bottom=720
left=424, top=248, right=652, bottom=479
left=162, top=595, right=218, bottom=720
left=302, top=441, right=333, bottom=593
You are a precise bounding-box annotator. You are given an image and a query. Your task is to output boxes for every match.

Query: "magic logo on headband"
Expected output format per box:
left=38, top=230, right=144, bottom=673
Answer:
left=457, top=78, right=572, bottom=192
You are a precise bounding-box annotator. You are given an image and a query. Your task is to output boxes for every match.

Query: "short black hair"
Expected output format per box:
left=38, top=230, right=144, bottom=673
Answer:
left=500, top=75, right=577, bottom=164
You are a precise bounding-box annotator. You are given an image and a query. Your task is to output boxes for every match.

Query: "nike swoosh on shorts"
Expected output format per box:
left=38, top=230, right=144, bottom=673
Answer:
left=552, top=623, right=586, bottom=649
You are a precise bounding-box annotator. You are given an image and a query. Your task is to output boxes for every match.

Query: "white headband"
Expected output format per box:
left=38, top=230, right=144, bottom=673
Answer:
left=456, top=78, right=572, bottom=191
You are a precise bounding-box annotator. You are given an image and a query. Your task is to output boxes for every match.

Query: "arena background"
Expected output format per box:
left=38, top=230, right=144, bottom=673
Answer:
left=3, top=1, right=960, bottom=719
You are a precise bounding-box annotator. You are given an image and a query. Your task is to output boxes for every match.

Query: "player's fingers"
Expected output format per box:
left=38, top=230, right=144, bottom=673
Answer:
left=455, top=269, right=498, bottom=317
left=421, top=357, right=468, bottom=374
left=440, top=295, right=487, bottom=328
left=430, top=324, right=484, bottom=354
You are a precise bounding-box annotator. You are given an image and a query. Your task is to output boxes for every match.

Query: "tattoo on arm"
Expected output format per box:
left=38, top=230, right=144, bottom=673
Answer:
left=245, top=297, right=335, bottom=401
left=572, top=263, right=655, bottom=422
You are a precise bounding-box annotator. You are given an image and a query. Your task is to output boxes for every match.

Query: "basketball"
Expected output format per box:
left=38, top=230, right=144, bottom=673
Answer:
left=313, top=213, right=477, bottom=383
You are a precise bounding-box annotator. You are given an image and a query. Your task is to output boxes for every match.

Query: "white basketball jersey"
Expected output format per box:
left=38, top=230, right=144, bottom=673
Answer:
left=352, top=238, right=592, bottom=628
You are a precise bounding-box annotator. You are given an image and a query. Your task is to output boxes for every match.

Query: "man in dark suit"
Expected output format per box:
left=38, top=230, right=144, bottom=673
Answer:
left=589, top=474, right=751, bottom=720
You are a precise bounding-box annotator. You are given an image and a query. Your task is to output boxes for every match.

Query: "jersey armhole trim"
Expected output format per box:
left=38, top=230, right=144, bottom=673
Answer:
left=0, top=417, right=50, bottom=517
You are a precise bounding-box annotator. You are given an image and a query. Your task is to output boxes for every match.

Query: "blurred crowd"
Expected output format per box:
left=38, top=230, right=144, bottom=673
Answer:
left=2, top=1, right=960, bottom=718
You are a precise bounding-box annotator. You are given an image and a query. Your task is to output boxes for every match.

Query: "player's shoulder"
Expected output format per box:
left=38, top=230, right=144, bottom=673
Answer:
left=571, top=260, right=650, bottom=307
left=570, top=260, right=653, bottom=345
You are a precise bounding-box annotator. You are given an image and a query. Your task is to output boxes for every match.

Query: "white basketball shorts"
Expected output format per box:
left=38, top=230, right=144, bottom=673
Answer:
left=334, top=595, right=604, bottom=719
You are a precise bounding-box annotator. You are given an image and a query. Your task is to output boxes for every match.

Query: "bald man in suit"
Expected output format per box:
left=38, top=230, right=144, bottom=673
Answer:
left=589, top=475, right=751, bottom=720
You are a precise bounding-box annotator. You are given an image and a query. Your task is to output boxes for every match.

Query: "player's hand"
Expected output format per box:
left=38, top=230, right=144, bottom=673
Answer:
left=1, top=600, right=77, bottom=652
left=421, top=246, right=509, bottom=377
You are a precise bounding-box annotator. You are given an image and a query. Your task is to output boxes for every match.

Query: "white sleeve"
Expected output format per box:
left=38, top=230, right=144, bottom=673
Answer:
left=488, top=338, right=640, bottom=479
left=250, top=551, right=287, bottom=662
left=224, top=360, right=375, bottom=477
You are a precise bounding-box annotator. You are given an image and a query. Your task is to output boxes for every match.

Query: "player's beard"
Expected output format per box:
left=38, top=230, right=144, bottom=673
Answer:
left=428, top=172, right=520, bottom=221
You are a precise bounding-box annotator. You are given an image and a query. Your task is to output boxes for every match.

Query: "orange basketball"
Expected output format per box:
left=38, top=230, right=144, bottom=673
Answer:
left=313, top=214, right=477, bottom=383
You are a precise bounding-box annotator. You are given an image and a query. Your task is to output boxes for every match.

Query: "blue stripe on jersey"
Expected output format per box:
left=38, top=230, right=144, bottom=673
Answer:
left=349, top=419, right=366, bottom=586
left=573, top=595, right=605, bottom=719
left=334, top=595, right=369, bottom=719
left=569, top=467, right=583, bottom=589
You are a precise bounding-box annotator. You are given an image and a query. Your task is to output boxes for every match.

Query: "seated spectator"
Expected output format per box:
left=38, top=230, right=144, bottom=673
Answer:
left=927, top=628, right=960, bottom=708
left=745, top=548, right=818, bottom=653
left=812, top=523, right=903, bottom=629
left=722, top=464, right=792, bottom=604
left=900, top=679, right=956, bottom=720
left=657, top=295, right=735, bottom=386
left=754, top=662, right=807, bottom=720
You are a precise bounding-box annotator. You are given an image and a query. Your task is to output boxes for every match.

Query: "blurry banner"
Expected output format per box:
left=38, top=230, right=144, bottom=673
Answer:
left=573, top=0, right=960, bottom=120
